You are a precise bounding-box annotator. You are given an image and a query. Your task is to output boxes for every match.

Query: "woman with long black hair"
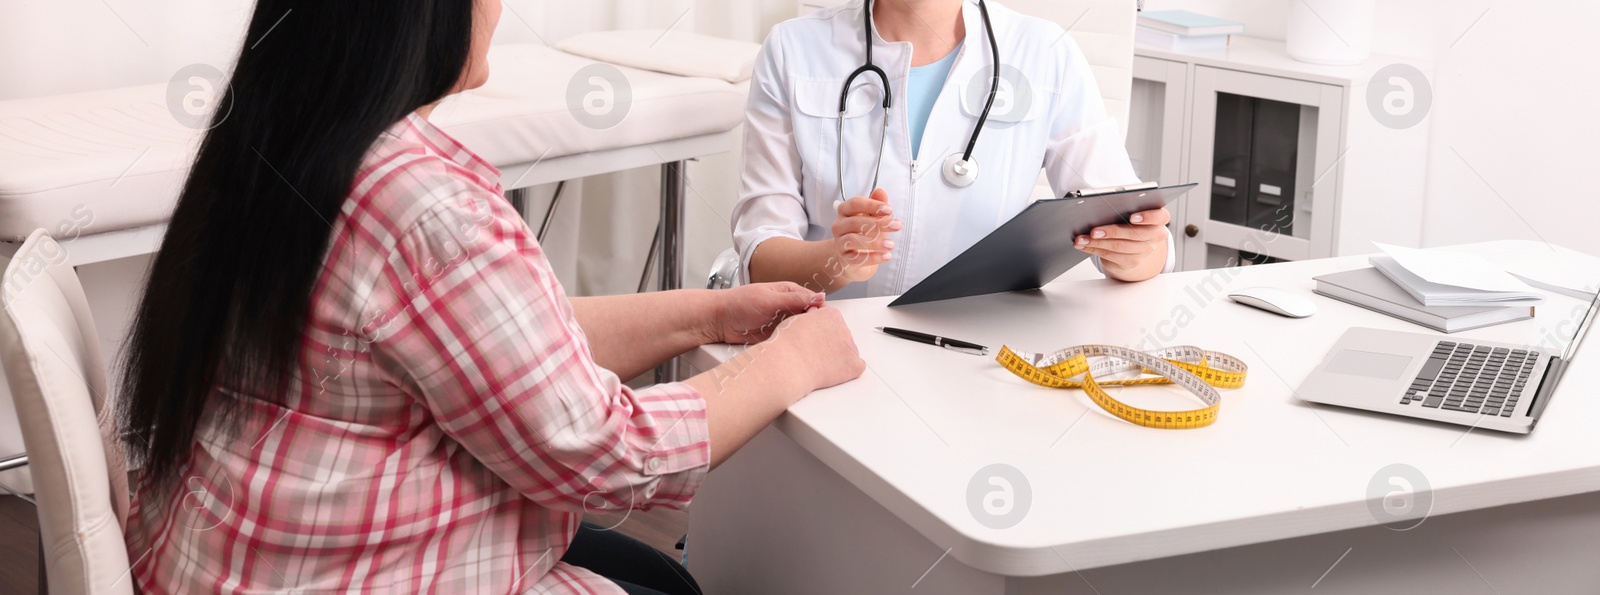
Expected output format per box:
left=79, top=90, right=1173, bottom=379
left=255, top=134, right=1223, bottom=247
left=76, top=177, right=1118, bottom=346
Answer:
left=116, top=0, right=864, bottom=592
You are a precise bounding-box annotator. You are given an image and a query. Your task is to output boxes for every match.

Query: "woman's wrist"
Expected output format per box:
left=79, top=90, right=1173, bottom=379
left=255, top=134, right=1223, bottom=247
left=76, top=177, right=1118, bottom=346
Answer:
left=746, top=334, right=814, bottom=403
left=694, top=333, right=810, bottom=407
left=687, top=289, right=725, bottom=346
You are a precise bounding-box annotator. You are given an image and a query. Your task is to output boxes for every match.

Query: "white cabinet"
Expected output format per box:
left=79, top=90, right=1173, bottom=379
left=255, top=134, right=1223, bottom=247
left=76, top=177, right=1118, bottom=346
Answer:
left=1185, top=66, right=1344, bottom=268
left=1128, top=37, right=1432, bottom=271
left=1124, top=56, right=1190, bottom=251
left=1126, top=56, right=1187, bottom=188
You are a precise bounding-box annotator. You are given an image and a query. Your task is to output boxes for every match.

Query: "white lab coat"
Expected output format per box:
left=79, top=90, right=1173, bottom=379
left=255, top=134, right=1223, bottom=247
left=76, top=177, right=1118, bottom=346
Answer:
left=732, top=0, right=1174, bottom=298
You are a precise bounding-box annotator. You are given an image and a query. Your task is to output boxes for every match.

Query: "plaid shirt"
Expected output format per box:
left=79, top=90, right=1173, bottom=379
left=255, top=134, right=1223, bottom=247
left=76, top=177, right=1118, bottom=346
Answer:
left=125, top=113, right=710, bottom=594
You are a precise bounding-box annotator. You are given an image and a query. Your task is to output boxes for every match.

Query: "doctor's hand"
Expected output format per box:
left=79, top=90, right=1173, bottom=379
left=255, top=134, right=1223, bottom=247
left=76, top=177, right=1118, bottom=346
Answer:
left=1075, top=207, right=1171, bottom=282
left=828, top=188, right=901, bottom=284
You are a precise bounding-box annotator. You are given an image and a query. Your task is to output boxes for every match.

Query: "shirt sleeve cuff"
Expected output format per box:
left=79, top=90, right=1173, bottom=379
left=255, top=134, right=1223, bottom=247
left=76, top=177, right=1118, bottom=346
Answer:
left=632, top=381, right=712, bottom=509
left=1161, top=225, right=1177, bottom=274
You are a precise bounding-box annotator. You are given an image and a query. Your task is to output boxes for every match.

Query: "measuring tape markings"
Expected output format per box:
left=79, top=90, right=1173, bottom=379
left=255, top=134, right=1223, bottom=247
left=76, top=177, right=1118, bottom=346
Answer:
left=996, top=344, right=1249, bottom=429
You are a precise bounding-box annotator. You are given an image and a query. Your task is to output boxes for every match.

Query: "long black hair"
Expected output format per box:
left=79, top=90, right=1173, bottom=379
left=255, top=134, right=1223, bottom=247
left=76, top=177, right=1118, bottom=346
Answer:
left=117, top=0, right=475, bottom=491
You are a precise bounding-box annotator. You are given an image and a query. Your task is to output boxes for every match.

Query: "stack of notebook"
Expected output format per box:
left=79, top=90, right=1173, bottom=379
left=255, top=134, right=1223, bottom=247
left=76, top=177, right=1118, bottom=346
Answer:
left=1136, top=10, right=1244, bottom=51
left=1314, top=244, right=1543, bottom=333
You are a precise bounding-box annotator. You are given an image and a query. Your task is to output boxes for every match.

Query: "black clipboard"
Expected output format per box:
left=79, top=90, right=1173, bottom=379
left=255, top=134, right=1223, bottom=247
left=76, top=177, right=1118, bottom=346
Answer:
left=888, top=183, right=1197, bottom=307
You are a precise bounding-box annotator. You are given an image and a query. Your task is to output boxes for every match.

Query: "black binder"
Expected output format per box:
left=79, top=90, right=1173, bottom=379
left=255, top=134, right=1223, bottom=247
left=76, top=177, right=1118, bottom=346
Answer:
left=1209, top=93, right=1301, bottom=235
left=1210, top=93, right=1253, bottom=227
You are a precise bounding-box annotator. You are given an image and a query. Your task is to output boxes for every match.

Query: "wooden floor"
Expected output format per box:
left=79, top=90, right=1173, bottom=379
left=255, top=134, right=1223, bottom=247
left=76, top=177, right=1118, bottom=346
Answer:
left=0, top=495, right=686, bottom=593
left=0, top=496, right=39, bottom=594
left=584, top=506, right=691, bottom=557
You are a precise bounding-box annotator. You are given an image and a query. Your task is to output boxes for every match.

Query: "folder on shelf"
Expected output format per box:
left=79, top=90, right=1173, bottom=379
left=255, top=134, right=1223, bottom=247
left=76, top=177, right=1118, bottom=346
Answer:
left=1246, top=98, right=1299, bottom=235
left=1137, top=10, right=1245, bottom=37
left=1209, top=93, right=1253, bottom=228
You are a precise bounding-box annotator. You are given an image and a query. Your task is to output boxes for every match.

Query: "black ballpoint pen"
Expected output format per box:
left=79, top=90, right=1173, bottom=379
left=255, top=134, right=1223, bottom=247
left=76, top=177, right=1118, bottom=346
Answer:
left=876, top=327, right=990, bottom=356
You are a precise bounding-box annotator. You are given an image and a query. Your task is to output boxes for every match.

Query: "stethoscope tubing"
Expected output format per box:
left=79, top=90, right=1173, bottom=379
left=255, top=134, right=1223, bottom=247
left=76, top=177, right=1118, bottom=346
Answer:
left=836, top=0, right=1000, bottom=199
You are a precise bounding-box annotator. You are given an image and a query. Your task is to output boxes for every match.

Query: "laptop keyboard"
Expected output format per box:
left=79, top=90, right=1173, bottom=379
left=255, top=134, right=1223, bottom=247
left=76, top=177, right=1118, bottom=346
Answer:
left=1400, top=342, right=1538, bottom=417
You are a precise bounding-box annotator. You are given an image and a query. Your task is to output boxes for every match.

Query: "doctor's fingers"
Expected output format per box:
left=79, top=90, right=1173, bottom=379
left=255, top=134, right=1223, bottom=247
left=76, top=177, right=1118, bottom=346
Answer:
left=836, top=240, right=893, bottom=269
left=836, top=195, right=894, bottom=218
left=1089, top=250, right=1141, bottom=273
left=836, top=230, right=895, bottom=255
left=840, top=249, right=892, bottom=268
left=1075, top=236, right=1158, bottom=256
left=1086, top=222, right=1161, bottom=243
left=1127, top=208, right=1172, bottom=226
left=831, top=215, right=902, bottom=239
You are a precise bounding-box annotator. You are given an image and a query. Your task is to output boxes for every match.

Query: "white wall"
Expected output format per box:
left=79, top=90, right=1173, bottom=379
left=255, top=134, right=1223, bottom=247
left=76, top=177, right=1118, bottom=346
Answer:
left=1411, top=3, right=1600, bottom=257
left=1144, top=0, right=1600, bottom=257
left=0, top=0, right=251, bottom=100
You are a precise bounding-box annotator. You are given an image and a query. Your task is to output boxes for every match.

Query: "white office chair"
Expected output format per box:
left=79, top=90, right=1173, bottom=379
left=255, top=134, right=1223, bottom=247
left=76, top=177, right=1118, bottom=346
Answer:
left=0, top=229, right=132, bottom=595
left=1007, top=0, right=1137, bottom=136
left=706, top=248, right=741, bottom=290
left=1007, top=0, right=1138, bottom=201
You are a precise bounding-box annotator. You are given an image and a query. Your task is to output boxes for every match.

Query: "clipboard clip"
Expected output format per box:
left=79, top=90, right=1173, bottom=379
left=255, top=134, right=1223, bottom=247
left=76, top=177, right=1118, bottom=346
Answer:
left=1067, top=181, right=1160, bottom=198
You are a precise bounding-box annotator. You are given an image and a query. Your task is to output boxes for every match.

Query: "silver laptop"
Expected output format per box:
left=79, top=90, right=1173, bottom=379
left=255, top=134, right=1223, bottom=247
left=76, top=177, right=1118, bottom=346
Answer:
left=1297, top=286, right=1599, bottom=434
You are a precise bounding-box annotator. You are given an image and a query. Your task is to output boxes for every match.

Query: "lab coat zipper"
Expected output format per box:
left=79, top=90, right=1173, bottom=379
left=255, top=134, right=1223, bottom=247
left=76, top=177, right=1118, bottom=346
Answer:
left=895, top=37, right=974, bottom=294
left=897, top=156, right=917, bottom=294
left=895, top=47, right=919, bottom=295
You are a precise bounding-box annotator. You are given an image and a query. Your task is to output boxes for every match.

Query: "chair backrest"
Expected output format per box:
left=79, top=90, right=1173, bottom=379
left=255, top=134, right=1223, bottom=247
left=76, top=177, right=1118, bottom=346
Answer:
left=1005, top=0, right=1137, bottom=138
left=0, top=253, right=31, bottom=495
left=0, top=229, right=131, bottom=595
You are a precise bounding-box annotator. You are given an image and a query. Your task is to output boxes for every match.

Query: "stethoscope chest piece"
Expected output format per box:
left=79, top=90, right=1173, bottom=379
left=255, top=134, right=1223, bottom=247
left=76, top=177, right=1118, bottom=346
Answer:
left=941, top=154, right=979, bottom=188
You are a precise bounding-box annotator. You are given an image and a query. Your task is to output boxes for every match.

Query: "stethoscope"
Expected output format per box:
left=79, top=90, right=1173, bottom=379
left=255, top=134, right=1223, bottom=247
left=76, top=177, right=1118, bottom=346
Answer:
left=837, top=0, right=1001, bottom=200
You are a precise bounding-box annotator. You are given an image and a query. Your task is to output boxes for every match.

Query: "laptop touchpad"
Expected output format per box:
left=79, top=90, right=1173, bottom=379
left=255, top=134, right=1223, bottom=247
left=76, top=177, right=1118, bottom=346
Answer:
left=1326, top=350, right=1413, bottom=380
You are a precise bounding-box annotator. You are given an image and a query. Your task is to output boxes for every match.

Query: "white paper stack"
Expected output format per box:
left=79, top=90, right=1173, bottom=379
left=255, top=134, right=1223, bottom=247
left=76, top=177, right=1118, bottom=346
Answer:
left=1506, top=255, right=1600, bottom=302
left=1369, top=243, right=1545, bottom=308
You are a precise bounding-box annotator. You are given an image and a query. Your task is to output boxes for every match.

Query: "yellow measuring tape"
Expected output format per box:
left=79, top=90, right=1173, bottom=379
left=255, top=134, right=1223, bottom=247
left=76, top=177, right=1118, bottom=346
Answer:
left=996, top=345, right=1249, bottom=429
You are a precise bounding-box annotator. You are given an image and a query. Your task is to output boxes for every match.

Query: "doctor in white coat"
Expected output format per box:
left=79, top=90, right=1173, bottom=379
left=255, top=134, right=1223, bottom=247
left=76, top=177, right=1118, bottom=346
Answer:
left=732, top=0, right=1175, bottom=298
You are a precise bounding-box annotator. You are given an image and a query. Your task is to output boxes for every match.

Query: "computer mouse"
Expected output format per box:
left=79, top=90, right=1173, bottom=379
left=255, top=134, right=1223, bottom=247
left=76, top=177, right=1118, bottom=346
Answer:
left=1228, top=286, right=1317, bottom=318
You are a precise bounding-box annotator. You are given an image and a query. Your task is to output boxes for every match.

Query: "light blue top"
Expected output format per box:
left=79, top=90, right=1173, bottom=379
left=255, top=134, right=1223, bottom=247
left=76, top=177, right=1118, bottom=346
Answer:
left=906, top=42, right=962, bottom=160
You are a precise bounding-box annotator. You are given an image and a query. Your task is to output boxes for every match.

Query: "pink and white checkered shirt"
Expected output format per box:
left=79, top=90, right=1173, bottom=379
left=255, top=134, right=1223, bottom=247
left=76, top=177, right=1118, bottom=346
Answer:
left=125, top=113, right=710, bottom=594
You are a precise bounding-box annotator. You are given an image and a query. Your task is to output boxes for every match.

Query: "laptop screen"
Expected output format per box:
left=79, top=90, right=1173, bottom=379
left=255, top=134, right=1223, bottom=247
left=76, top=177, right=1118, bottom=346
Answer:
left=1562, top=283, right=1600, bottom=361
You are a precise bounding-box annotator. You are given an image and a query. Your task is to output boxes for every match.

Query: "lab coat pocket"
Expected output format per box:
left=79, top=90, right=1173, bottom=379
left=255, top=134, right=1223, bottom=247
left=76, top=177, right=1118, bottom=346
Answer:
left=793, top=77, right=885, bottom=212
left=957, top=75, right=1046, bottom=128
left=794, top=77, right=882, bottom=120
left=951, top=77, right=1050, bottom=234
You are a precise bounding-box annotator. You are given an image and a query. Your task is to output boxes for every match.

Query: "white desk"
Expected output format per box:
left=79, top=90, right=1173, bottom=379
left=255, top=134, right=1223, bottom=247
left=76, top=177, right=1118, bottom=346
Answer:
left=684, top=240, right=1600, bottom=594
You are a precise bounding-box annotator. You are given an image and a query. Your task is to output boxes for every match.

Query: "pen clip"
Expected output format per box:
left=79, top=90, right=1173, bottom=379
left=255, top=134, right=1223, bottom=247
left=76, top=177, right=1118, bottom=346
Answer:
left=942, top=344, right=990, bottom=356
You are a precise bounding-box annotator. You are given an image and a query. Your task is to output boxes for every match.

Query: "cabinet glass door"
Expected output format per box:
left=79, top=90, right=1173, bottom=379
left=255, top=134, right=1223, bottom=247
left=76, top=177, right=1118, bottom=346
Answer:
left=1183, top=66, right=1342, bottom=271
